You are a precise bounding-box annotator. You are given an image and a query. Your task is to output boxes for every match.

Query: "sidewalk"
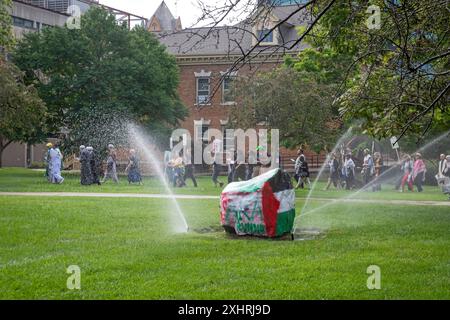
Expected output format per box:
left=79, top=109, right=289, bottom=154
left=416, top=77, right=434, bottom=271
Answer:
left=0, top=192, right=449, bottom=206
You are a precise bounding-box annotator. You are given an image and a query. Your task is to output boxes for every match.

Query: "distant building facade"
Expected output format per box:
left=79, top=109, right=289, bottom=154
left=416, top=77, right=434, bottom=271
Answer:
left=1, top=1, right=70, bottom=167
left=10, top=1, right=69, bottom=39
left=149, top=2, right=313, bottom=167
left=9, top=0, right=97, bottom=40
left=23, top=0, right=94, bottom=14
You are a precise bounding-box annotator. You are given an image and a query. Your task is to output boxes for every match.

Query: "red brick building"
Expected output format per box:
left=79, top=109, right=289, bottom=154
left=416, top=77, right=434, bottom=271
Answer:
left=149, top=2, right=319, bottom=169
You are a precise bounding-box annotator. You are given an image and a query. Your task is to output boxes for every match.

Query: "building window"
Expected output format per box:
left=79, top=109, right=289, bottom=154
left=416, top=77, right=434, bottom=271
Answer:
left=196, top=77, right=210, bottom=104
left=202, top=125, right=210, bottom=141
left=257, top=29, right=274, bottom=43
left=194, top=118, right=211, bottom=143
left=222, top=127, right=235, bottom=150
left=222, top=77, right=236, bottom=104
left=196, top=124, right=209, bottom=141
left=12, top=16, right=36, bottom=30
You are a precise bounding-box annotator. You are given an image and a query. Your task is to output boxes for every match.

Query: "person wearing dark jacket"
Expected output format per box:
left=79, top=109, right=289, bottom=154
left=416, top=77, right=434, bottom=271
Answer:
left=245, top=151, right=256, bottom=180
left=343, top=154, right=356, bottom=190
left=324, top=153, right=341, bottom=190
left=87, top=146, right=101, bottom=185
left=79, top=145, right=92, bottom=185
left=182, top=149, right=197, bottom=187
left=227, top=150, right=237, bottom=184
left=294, top=150, right=311, bottom=189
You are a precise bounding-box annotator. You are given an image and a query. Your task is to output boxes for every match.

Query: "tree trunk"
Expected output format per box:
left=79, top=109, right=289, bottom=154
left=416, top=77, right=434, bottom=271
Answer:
left=0, top=138, right=12, bottom=169
left=0, top=142, right=3, bottom=168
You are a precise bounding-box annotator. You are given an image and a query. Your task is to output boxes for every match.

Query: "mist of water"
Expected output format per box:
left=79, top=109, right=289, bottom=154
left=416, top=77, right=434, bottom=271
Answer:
left=127, top=123, right=189, bottom=233
left=293, top=129, right=450, bottom=233
left=292, top=127, right=353, bottom=231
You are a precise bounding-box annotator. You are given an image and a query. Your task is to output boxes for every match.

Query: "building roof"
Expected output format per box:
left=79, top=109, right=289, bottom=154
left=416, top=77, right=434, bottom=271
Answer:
left=149, top=1, right=181, bottom=32
left=272, top=4, right=309, bottom=25
left=155, top=4, right=310, bottom=56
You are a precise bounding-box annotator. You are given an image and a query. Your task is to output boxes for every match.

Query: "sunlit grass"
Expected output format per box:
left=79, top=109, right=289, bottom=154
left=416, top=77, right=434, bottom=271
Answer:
left=0, top=195, right=449, bottom=299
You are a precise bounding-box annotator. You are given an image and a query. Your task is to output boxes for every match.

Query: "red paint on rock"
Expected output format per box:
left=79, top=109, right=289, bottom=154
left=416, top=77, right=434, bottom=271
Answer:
left=261, top=182, right=280, bottom=237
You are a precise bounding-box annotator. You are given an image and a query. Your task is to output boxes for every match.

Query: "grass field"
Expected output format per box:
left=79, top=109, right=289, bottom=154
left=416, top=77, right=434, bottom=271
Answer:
left=1, top=168, right=448, bottom=201
left=0, top=168, right=449, bottom=299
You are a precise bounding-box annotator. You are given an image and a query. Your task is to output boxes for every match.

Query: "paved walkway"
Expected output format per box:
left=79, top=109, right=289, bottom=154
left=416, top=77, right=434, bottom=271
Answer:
left=0, top=192, right=449, bottom=206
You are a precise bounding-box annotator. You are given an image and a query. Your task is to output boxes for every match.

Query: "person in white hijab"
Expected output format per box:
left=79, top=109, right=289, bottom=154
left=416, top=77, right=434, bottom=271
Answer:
left=436, top=154, right=446, bottom=181
left=441, top=155, right=450, bottom=200
left=49, top=143, right=64, bottom=184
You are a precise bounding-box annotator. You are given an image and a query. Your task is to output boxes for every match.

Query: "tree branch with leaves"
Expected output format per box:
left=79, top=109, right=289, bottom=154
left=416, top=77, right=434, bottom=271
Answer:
left=0, top=58, right=47, bottom=167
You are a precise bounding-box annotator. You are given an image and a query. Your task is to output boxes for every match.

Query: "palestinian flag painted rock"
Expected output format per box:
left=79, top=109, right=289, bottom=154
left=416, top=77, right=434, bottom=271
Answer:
left=220, top=168, right=295, bottom=238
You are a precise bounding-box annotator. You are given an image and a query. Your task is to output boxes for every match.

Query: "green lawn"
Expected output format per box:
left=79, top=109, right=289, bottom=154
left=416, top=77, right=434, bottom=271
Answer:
left=0, top=168, right=448, bottom=201
left=0, top=195, right=449, bottom=299
left=0, top=168, right=449, bottom=299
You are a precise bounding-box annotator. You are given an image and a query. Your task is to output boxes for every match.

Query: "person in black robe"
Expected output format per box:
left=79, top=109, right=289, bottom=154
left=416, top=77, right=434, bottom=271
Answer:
left=227, top=150, right=237, bottom=184
left=245, top=151, right=256, bottom=180
left=79, top=145, right=92, bottom=185
left=299, top=154, right=311, bottom=188
left=126, top=149, right=142, bottom=184
left=294, top=150, right=311, bottom=189
left=324, top=153, right=341, bottom=190
left=87, top=147, right=101, bottom=185
left=182, top=149, right=197, bottom=187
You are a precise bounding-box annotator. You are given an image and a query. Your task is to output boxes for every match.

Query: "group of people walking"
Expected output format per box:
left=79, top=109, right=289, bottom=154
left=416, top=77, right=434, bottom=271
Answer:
left=211, top=146, right=273, bottom=187
left=322, top=149, right=374, bottom=191
left=398, top=153, right=427, bottom=192
left=320, top=147, right=450, bottom=198
left=165, top=150, right=198, bottom=188
left=45, top=143, right=142, bottom=186
left=79, top=145, right=102, bottom=185
left=164, top=137, right=271, bottom=189
left=81, top=144, right=142, bottom=186
left=44, top=139, right=449, bottom=200
left=324, top=149, right=430, bottom=193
